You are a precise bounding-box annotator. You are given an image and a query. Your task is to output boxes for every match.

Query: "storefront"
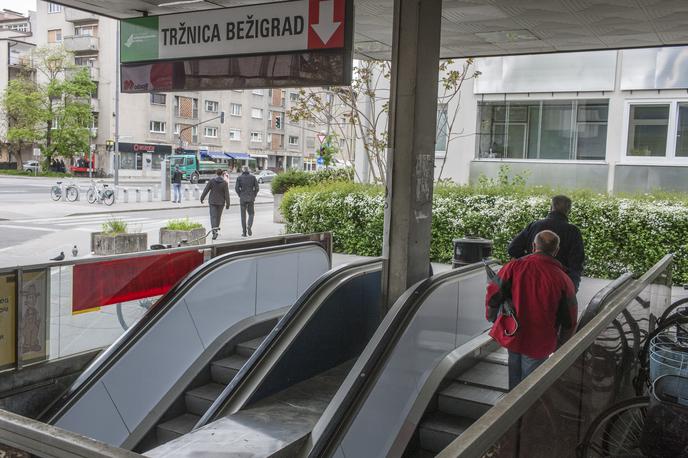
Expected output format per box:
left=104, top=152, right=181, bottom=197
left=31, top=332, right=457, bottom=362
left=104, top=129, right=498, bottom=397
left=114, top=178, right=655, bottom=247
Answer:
left=119, top=142, right=172, bottom=172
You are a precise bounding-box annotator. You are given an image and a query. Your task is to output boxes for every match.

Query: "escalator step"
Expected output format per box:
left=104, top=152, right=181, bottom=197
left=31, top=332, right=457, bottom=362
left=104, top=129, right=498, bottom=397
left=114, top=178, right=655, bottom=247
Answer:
left=438, top=382, right=504, bottom=420
left=156, top=413, right=200, bottom=444
left=235, top=336, right=264, bottom=357
left=211, top=354, right=249, bottom=384
left=481, top=347, right=508, bottom=366
left=455, top=361, right=509, bottom=392
left=185, top=383, right=225, bottom=415
left=418, top=412, right=473, bottom=453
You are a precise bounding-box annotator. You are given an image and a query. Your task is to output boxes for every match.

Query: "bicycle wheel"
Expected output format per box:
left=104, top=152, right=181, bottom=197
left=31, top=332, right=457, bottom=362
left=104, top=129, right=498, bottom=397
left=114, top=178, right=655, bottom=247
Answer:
left=65, top=186, right=79, bottom=202
left=86, top=189, right=96, bottom=204
left=50, top=186, right=62, bottom=201
left=103, top=190, right=115, bottom=206
left=658, top=297, right=688, bottom=325
left=577, top=396, right=649, bottom=458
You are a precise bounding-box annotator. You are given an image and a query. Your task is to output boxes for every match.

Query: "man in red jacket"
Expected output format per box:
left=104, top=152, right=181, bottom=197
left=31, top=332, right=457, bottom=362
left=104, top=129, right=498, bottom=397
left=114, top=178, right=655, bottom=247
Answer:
left=486, top=230, right=578, bottom=390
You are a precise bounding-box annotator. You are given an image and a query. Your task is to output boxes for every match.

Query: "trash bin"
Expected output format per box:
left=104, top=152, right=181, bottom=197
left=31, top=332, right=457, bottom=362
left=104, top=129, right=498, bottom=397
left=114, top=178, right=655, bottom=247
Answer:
left=453, top=237, right=493, bottom=268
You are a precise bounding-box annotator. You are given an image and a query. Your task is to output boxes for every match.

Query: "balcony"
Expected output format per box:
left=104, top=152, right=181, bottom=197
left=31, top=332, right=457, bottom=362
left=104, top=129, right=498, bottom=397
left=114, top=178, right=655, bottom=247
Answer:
left=65, top=9, right=100, bottom=23
left=67, top=66, right=99, bottom=81
left=63, top=36, right=99, bottom=53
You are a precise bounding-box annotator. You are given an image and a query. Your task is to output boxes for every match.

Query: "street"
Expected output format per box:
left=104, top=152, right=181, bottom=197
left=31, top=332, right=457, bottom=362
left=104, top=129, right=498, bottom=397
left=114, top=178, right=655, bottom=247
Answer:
left=0, top=175, right=281, bottom=268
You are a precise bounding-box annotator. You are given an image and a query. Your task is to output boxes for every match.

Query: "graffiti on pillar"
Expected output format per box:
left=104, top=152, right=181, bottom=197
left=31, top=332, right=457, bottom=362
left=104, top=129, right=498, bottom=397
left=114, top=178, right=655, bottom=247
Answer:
left=415, top=153, right=433, bottom=218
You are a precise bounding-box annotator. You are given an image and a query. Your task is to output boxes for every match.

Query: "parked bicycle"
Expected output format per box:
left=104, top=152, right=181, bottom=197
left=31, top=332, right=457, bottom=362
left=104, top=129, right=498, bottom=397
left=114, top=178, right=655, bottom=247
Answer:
left=86, top=180, right=115, bottom=206
left=50, top=180, right=79, bottom=202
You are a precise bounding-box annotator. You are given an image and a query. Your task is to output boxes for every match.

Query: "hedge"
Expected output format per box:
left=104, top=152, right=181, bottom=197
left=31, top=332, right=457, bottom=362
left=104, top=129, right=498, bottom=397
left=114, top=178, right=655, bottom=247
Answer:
left=270, top=167, right=354, bottom=194
left=282, top=182, right=688, bottom=283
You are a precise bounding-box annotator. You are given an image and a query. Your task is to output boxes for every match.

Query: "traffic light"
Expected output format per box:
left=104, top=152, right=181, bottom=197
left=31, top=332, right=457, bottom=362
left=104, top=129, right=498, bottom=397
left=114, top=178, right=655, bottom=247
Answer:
left=275, top=116, right=281, bottom=129
left=220, top=111, right=225, bottom=124
left=105, top=140, right=114, bottom=152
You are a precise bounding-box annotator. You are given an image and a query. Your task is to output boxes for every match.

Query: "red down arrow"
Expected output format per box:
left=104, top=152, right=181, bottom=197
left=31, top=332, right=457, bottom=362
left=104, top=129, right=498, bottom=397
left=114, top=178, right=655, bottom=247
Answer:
left=308, top=0, right=345, bottom=49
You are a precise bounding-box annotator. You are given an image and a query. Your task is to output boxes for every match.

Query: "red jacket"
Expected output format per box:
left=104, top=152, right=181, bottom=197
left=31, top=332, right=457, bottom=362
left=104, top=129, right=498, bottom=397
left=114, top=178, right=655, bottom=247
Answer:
left=485, top=254, right=578, bottom=359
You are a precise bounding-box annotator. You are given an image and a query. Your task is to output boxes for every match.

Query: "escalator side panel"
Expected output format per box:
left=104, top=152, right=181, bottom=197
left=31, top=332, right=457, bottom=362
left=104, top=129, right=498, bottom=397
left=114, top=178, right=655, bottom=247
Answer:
left=247, top=270, right=382, bottom=406
left=336, top=269, right=488, bottom=458
left=54, top=245, right=329, bottom=447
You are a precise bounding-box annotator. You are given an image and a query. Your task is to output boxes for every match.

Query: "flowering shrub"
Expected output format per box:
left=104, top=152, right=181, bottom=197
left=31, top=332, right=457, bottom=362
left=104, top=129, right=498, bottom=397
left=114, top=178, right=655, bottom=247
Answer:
left=282, top=182, right=688, bottom=283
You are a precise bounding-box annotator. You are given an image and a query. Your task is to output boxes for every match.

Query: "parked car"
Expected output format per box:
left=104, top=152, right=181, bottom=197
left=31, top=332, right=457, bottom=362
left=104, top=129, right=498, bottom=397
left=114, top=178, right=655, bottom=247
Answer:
left=22, top=160, right=40, bottom=173
left=255, top=169, right=277, bottom=184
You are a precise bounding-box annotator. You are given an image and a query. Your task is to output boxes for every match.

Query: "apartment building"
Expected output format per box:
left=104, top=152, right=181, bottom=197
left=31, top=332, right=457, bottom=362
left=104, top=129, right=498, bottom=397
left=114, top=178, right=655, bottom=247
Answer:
left=32, top=1, right=348, bottom=177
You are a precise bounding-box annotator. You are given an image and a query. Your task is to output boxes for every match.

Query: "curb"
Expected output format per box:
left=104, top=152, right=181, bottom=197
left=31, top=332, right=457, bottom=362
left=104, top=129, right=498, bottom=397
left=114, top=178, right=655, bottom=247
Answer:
left=65, top=200, right=272, bottom=217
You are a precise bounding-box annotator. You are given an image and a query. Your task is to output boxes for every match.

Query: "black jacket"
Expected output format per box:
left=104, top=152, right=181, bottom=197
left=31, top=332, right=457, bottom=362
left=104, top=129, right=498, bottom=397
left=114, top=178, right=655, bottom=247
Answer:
left=507, top=211, right=585, bottom=290
left=200, top=176, right=230, bottom=208
left=171, top=170, right=182, bottom=184
left=235, top=172, right=259, bottom=203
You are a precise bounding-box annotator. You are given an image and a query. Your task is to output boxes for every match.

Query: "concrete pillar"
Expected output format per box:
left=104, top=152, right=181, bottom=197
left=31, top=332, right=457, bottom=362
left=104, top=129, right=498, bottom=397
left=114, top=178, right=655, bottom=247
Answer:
left=382, top=0, right=442, bottom=310
left=160, top=159, right=171, bottom=201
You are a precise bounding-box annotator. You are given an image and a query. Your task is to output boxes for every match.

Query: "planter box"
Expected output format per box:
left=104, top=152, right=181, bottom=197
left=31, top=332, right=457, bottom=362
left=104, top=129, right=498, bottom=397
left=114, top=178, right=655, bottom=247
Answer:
left=159, top=227, right=207, bottom=247
left=273, top=193, right=285, bottom=223
left=91, top=232, right=148, bottom=255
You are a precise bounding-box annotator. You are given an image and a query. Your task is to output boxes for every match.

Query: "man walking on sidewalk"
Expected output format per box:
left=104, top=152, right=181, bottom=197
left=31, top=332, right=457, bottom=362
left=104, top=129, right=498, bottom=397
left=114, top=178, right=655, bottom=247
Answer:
left=171, top=165, right=183, bottom=203
left=200, top=169, right=230, bottom=240
left=235, top=165, right=259, bottom=236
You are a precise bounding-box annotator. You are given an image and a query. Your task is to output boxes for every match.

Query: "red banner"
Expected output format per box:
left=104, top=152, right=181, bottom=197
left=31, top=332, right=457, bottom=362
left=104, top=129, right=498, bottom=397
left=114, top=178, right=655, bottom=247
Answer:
left=72, top=251, right=204, bottom=314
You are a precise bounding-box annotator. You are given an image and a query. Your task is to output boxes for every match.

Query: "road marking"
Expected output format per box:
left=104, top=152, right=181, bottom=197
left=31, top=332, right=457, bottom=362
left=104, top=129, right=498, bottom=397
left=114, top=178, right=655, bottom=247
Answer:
left=0, top=225, right=58, bottom=232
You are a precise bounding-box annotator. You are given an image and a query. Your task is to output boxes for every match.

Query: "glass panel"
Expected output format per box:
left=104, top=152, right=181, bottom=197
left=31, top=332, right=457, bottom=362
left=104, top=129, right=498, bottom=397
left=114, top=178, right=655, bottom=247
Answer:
left=506, top=124, right=526, bottom=158
left=436, top=104, right=448, bottom=152
left=676, top=103, right=688, bottom=157
left=527, top=104, right=541, bottom=159
left=628, top=105, right=669, bottom=157
left=576, top=123, right=607, bottom=160
left=540, top=102, right=573, bottom=159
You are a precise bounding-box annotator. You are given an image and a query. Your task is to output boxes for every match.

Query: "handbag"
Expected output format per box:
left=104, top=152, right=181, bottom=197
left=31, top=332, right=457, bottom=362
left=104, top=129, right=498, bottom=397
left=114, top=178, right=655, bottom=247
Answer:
left=485, top=261, right=519, bottom=337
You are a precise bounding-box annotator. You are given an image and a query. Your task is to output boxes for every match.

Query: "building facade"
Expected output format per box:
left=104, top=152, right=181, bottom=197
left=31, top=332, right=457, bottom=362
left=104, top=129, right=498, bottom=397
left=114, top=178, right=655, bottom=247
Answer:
left=32, top=1, right=348, bottom=177
left=438, top=48, right=688, bottom=194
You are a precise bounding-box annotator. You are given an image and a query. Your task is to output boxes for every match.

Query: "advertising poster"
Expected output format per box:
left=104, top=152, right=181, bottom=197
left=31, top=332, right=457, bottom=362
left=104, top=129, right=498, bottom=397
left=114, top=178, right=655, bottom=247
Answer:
left=0, top=270, right=49, bottom=369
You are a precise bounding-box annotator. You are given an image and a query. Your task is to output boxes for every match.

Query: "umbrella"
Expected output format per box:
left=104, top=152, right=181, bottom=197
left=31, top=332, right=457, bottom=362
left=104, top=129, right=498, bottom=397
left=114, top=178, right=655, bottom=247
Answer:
left=484, top=260, right=519, bottom=336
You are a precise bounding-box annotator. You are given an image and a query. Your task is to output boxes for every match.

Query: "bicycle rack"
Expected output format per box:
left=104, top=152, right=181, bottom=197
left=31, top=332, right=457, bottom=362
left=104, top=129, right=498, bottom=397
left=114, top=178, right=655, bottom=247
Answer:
left=193, top=185, right=200, bottom=199
left=121, top=188, right=129, bottom=203
left=135, top=188, right=141, bottom=203
left=183, top=186, right=191, bottom=200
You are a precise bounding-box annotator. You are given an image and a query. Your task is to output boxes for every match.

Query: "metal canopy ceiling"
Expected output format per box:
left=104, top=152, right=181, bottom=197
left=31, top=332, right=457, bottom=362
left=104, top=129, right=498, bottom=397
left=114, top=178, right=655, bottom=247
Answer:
left=54, top=0, right=688, bottom=59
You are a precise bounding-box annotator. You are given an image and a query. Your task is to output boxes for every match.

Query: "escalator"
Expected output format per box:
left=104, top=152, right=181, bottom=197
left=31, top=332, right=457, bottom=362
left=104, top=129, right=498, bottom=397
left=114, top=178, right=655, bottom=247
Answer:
left=144, top=258, right=384, bottom=457
left=40, top=242, right=331, bottom=450
left=306, top=266, right=633, bottom=458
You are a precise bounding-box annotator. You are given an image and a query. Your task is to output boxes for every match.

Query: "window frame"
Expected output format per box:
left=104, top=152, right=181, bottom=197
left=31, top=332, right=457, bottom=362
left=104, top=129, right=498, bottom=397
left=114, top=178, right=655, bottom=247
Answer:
left=250, top=131, right=263, bottom=143
left=251, top=108, right=263, bottom=119
left=230, top=103, right=242, bottom=116
left=149, top=121, right=166, bottom=134
left=150, top=93, right=166, bottom=105
left=621, top=99, right=688, bottom=164
left=48, top=3, right=63, bottom=13
left=205, top=100, right=219, bottom=113
left=204, top=126, right=218, bottom=138
left=229, top=129, right=241, bottom=141
left=48, top=29, right=62, bottom=43
left=288, top=135, right=299, bottom=146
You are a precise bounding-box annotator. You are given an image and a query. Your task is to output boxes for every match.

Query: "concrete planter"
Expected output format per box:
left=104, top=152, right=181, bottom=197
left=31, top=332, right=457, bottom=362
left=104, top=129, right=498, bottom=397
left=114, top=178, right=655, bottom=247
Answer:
left=273, top=193, right=285, bottom=223
left=91, top=232, right=148, bottom=255
left=159, top=227, right=207, bottom=247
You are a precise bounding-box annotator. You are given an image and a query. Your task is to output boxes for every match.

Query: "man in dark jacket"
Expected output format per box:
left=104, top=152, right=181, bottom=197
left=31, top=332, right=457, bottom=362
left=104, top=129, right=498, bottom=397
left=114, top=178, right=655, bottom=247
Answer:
left=508, top=195, right=585, bottom=290
left=235, top=166, right=259, bottom=237
left=200, top=169, right=231, bottom=240
left=487, top=230, right=578, bottom=390
left=171, top=165, right=183, bottom=203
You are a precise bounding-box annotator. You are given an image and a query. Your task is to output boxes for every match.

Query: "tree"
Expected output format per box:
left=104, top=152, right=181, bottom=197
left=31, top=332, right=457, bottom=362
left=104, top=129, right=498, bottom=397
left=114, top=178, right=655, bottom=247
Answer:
left=287, top=59, right=479, bottom=183
left=2, top=79, right=43, bottom=168
left=1, top=46, right=96, bottom=168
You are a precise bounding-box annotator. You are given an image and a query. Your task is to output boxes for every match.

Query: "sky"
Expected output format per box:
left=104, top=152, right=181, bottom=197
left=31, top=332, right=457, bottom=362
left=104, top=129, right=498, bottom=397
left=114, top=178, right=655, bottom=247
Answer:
left=0, top=0, right=36, bottom=15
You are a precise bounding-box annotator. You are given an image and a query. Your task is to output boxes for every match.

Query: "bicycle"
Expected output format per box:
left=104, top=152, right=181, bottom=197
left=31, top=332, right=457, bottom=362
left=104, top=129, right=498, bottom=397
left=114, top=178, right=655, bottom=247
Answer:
left=50, top=180, right=79, bottom=202
left=86, top=180, right=115, bottom=206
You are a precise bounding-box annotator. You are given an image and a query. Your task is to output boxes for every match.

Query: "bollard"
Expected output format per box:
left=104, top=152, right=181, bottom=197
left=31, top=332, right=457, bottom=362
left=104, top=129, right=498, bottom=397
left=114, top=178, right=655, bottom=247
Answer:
left=135, top=188, right=141, bottom=203
left=184, top=186, right=190, bottom=200
left=122, top=188, right=129, bottom=203
left=154, top=185, right=160, bottom=199
left=147, top=188, right=153, bottom=202
left=193, top=185, right=200, bottom=199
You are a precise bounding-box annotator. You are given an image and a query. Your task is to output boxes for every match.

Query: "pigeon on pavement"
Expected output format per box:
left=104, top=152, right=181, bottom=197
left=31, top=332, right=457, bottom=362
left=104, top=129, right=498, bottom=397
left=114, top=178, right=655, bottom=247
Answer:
left=50, top=252, right=65, bottom=261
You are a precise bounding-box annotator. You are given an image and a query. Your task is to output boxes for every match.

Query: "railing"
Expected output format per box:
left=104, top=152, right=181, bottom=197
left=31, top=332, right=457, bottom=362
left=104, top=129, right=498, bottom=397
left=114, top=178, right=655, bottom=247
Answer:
left=437, top=254, right=673, bottom=458
left=63, top=36, right=99, bottom=53
left=0, top=233, right=331, bottom=374
left=64, top=8, right=100, bottom=22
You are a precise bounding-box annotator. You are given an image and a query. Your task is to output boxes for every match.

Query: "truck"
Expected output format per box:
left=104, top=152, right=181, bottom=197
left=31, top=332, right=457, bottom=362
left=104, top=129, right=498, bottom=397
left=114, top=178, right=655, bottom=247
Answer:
left=168, top=153, right=222, bottom=183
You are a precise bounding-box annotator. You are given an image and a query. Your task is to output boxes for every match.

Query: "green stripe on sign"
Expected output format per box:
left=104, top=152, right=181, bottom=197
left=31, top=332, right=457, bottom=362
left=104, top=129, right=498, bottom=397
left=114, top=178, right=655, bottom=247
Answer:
left=120, top=16, right=159, bottom=63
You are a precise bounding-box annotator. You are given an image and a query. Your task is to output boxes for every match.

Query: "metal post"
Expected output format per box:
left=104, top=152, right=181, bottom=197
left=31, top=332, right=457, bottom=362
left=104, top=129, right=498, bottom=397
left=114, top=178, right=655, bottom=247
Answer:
left=15, top=269, right=23, bottom=371
left=382, top=0, right=443, bottom=310
left=114, top=21, right=120, bottom=187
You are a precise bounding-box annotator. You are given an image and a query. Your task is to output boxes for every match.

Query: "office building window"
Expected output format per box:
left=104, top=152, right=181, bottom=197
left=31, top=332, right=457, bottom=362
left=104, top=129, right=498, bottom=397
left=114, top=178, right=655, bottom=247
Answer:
left=251, top=108, right=263, bottom=119
left=288, top=135, right=299, bottom=146
left=627, top=104, right=670, bottom=157
left=48, top=29, right=62, bottom=43
left=250, top=132, right=263, bottom=142
left=436, top=103, right=448, bottom=152
left=204, top=127, right=218, bottom=138
left=149, top=121, right=166, bottom=133
left=477, top=100, right=608, bottom=160
left=229, top=129, right=241, bottom=141
left=48, top=3, right=63, bottom=13
left=150, top=93, right=166, bottom=105
left=676, top=103, right=688, bottom=157
left=230, top=103, right=242, bottom=116
left=174, top=123, right=181, bottom=135
left=290, top=92, right=299, bottom=102
left=205, top=100, right=219, bottom=113
left=75, top=24, right=97, bottom=36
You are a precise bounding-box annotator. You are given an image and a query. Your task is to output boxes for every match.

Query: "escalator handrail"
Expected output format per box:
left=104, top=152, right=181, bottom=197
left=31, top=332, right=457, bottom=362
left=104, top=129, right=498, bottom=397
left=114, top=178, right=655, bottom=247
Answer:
left=41, top=241, right=327, bottom=424
left=308, top=260, right=493, bottom=458
left=196, top=257, right=384, bottom=429
left=576, top=273, right=634, bottom=331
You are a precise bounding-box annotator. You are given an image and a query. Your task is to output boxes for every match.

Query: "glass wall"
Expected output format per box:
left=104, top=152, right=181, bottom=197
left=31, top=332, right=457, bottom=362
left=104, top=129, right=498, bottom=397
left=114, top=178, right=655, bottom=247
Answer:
left=477, top=100, right=608, bottom=160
